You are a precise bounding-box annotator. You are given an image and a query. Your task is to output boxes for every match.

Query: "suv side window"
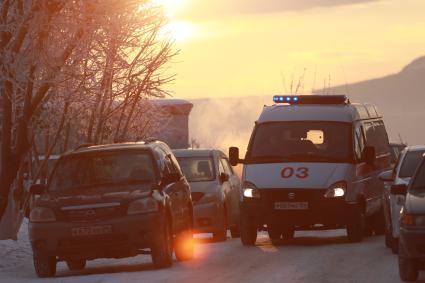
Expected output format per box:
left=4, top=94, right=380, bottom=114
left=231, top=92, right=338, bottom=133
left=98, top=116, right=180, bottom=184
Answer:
left=218, top=157, right=226, bottom=175
left=220, top=158, right=234, bottom=175
left=363, top=120, right=390, bottom=156
left=373, top=120, right=390, bottom=155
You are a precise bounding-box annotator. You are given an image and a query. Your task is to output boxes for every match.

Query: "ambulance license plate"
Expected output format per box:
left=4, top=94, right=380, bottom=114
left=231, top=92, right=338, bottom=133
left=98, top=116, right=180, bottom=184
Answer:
left=71, top=225, right=112, bottom=237
left=274, top=202, right=308, bottom=210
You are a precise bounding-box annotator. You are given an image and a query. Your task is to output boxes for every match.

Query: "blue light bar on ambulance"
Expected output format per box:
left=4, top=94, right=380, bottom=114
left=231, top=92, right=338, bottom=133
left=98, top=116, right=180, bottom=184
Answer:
left=273, top=95, right=349, bottom=105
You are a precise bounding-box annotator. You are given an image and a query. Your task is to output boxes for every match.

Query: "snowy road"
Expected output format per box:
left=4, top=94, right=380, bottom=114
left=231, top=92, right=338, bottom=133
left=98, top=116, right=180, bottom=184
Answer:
left=0, top=222, right=420, bottom=283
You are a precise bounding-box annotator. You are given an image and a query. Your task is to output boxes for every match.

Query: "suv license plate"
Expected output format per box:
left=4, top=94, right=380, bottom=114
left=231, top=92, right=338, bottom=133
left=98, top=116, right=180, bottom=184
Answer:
left=274, top=202, right=308, bottom=210
left=71, top=225, right=112, bottom=237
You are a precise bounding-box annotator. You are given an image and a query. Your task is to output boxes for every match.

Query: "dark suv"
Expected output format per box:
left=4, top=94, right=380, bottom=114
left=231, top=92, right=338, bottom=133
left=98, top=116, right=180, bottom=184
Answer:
left=28, top=141, right=194, bottom=278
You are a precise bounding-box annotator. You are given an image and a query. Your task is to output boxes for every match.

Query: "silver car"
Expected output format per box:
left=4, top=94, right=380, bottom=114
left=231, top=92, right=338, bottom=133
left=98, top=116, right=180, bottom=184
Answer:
left=174, top=149, right=241, bottom=241
left=379, top=145, right=425, bottom=253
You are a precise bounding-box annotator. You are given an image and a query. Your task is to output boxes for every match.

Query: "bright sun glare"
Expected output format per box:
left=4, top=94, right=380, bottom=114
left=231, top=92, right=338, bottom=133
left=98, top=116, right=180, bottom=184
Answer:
left=152, top=0, right=196, bottom=42
left=153, top=0, right=186, bottom=16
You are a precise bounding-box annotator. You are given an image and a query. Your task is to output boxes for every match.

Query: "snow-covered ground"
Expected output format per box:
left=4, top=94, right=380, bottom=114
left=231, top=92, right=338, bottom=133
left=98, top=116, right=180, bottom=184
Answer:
left=0, top=221, right=419, bottom=283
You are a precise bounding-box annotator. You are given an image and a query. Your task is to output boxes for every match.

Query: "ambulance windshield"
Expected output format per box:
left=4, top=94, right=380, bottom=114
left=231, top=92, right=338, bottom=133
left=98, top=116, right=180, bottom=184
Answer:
left=247, top=121, right=352, bottom=163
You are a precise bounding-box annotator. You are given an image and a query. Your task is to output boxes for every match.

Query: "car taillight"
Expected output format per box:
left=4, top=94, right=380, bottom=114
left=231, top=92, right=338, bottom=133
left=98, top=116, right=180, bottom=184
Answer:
left=402, top=214, right=415, bottom=226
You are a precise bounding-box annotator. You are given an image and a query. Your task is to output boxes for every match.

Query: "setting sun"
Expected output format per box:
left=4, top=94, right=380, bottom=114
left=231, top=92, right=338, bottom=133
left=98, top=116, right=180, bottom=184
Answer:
left=153, top=0, right=186, bottom=17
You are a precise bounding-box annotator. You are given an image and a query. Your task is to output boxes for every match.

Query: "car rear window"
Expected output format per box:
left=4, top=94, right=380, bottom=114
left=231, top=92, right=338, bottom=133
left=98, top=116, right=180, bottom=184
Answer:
left=49, top=151, right=156, bottom=192
left=176, top=157, right=215, bottom=182
left=399, top=150, right=425, bottom=178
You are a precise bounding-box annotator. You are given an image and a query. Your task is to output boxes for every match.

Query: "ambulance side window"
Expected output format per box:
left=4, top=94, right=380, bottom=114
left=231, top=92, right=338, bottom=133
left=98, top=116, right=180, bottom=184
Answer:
left=363, top=120, right=390, bottom=156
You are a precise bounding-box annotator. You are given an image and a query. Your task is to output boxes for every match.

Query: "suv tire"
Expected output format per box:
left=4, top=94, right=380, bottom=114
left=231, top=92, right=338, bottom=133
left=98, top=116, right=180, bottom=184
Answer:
left=398, top=241, right=418, bottom=281
left=230, top=225, right=240, bottom=238
left=399, top=257, right=418, bottom=281
left=66, top=259, right=86, bottom=271
left=213, top=210, right=227, bottom=242
left=282, top=228, right=295, bottom=240
left=33, top=254, right=56, bottom=278
left=392, top=238, right=399, bottom=254
left=240, top=217, right=257, bottom=246
left=385, top=225, right=394, bottom=248
left=151, top=218, right=173, bottom=268
left=372, top=207, right=385, bottom=235
left=268, top=224, right=282, bottom=245
left=346, top=205, right=365, bottom=243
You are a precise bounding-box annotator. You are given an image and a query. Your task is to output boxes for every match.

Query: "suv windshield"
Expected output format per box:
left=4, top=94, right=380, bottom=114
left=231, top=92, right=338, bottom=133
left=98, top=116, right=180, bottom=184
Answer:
left=247, top=121, right=353, bottom=163
left=176, top=157, right=215, bottom=182
left=412, top=160, right=425, bottom=191
left=49, top=151, right=157, bottom=192
left=399, top=150, right=425, bottom=178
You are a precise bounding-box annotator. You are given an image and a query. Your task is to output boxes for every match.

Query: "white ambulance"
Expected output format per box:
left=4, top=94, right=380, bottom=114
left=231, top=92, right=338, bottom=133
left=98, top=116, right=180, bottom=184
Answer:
left=229, top=95, right=392, bottom=245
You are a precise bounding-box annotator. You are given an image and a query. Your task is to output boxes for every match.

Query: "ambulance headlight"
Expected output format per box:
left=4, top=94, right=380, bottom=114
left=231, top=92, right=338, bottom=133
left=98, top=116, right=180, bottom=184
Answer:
left=243, top=182, right=260, bottom=199
left=324, top=181, right=347, bottom=198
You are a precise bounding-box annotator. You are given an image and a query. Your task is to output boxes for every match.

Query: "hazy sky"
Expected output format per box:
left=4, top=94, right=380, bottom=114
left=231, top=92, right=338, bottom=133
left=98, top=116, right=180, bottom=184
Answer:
left=158, top=0, right=425, bottom=99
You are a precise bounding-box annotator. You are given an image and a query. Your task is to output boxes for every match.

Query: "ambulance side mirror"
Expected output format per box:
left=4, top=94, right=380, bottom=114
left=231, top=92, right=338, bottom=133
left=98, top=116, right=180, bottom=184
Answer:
left=229, top=147, right=243, bottom=166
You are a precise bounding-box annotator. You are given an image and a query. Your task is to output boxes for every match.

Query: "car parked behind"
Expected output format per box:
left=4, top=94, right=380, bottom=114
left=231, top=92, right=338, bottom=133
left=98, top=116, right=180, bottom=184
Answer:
left=173, top=149, right=241, bottom=241
left=379, top=146, right=425, bottom=253
left=28, top=141, right=194, bottom=278
left=391, top=155, right=425, bottom=281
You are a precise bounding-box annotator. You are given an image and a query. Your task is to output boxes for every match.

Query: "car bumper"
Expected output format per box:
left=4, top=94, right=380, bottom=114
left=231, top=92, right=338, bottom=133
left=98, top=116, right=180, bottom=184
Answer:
left=192, top=202, right=223, bottom=233
left=400, top=227, right=425, bottom=260
left=29, top=212, right=164, bottom=261
left=241, top=189, right=355, bottom=229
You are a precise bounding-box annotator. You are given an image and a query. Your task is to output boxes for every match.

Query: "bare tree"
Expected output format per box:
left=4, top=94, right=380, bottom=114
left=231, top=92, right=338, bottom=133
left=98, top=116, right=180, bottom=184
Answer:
left=0, top=0, right=176, bottom=222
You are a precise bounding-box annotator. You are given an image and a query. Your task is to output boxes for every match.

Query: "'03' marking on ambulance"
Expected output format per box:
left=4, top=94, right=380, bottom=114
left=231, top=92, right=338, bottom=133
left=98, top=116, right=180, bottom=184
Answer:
left=281, top=167, right=309, bottom=179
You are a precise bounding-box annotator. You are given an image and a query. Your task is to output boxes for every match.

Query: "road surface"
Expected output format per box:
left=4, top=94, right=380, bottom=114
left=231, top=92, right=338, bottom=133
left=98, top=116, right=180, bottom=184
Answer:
left=0, top=222, right=420, bottom=283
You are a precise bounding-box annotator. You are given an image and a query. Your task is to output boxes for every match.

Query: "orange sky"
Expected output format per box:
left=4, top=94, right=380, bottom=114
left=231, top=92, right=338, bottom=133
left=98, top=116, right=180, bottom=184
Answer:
left=158, top=0, right=425, bottom=99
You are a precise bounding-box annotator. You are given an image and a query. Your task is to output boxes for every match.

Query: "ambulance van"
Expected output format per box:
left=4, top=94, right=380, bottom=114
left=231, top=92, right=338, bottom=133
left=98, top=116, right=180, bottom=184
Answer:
left=229, top=95, right=391, bottom=245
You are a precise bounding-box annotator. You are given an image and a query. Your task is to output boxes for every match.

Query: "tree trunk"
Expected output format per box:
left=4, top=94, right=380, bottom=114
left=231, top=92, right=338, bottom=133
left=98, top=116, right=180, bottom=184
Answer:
left=0, top=82, right=17, bottom=220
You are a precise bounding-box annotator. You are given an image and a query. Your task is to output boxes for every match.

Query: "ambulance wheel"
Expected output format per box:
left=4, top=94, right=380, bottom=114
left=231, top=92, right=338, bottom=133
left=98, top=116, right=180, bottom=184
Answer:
left=347, top=205, right=365, bottom=243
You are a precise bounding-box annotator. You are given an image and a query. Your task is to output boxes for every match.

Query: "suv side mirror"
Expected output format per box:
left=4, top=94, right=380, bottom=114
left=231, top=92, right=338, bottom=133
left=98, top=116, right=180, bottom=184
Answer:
left=391, top=184, right=407, bottom=195
left=379, top=170, right=394, bottom=182
left=363, top=146, right=376, bottom=165
left=219, top=172, right=229, bottom=184
left=30, top=184, right=47, bottom=195
left=162, top=173, right=181, bottom=187
left=229, top=147, right=242, bottom=166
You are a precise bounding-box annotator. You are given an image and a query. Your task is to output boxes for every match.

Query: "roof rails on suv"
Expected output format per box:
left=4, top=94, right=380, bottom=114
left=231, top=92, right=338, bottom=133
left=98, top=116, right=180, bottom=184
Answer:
left=74, top=143, right=96, bottom=151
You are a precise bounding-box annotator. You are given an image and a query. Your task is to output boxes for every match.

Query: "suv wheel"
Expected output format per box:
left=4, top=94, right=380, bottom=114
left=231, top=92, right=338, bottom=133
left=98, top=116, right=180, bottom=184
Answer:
left=230, top=225, right=240, bottom=238
left=346, top=205, right=365, bottom=243
left=151, top=218, right=173, bottom=268
left=399, top=257, right=418, bottom=281
left=385, top=225, right=393, bottom=248
left=399, top=240, right=418, bottom=281
left=213, top=210, right=227, bottom=242
left=268, top=224, right=282, bottom=245
left=282, top=227, right=295, bottom=240
left=371, top=208, right=385, bottom=235
left=240, top=217, right=257, bottom=246
left=33, top=254, right=56, bottom=278
left=175, top=228, right=194, bottom=261
left=66, top=259, right=86, bottom=271
left=392, top=238, right=399, bottom=254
